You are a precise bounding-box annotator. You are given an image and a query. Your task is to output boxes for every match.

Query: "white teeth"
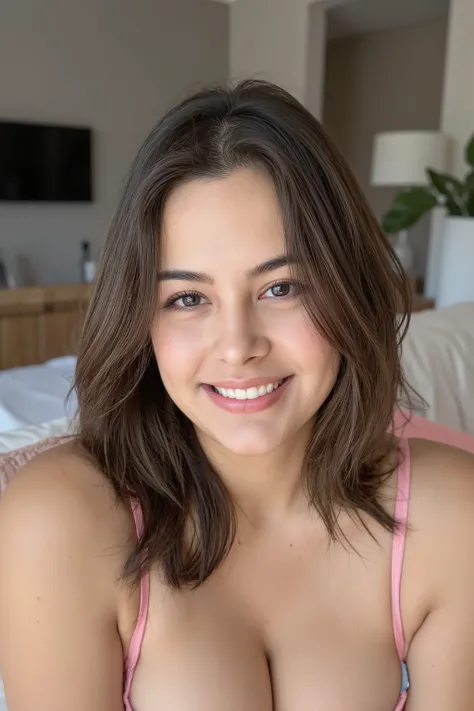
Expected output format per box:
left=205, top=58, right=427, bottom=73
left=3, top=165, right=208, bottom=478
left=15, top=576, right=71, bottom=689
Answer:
left=213, top=379, right=285, bottom=400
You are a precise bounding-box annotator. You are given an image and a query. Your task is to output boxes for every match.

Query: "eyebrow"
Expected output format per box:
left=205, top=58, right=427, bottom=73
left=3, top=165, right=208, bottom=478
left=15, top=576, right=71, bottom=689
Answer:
left=158, top=255, right=293, bottom=284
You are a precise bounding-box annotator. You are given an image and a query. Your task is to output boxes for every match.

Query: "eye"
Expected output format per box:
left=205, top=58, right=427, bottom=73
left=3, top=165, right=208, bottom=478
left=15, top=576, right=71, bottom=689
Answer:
left=163, top=291, right=207, bottom=310
left=261, top=280, right=298, bottom=300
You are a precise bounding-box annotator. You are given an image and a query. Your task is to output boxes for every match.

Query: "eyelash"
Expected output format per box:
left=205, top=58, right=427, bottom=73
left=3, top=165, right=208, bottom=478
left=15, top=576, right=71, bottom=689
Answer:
left=163, top=279, right=299, bottom=311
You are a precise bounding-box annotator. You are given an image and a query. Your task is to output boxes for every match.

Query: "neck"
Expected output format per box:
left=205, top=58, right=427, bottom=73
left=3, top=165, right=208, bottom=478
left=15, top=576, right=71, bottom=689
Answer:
left=197, top=423, right=313, bottom=525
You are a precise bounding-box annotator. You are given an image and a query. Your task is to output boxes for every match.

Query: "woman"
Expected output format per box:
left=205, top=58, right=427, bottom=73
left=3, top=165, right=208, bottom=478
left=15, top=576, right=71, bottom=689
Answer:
left=1, top=81, right=474, bottom=711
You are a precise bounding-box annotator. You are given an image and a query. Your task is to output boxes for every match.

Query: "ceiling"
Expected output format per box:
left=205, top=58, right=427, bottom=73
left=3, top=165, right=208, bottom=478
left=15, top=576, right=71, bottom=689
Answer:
left=327, top=0, right=450, bottom=39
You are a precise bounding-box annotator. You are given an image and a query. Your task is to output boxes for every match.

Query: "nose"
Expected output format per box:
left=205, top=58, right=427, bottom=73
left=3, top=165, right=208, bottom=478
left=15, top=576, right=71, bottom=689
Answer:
left=213, top=303, right=270, bottom=366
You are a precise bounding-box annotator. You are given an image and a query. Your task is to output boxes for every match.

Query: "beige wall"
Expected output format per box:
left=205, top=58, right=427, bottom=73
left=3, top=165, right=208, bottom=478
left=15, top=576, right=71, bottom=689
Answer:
left=230, top=0, right=314, bottom=105
left=0, top=0, right=228, bottom=285
left=323, top=18, right=448, bottom=276
left=305, top=1, right=327, bottom=120
left=441, top=0, right=474, bottom=176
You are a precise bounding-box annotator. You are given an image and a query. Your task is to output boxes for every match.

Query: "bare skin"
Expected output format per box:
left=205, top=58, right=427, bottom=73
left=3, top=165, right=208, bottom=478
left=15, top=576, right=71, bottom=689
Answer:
left=1, top=439, right=474, bottom=711
left=2, top=168, right=474, bottom=709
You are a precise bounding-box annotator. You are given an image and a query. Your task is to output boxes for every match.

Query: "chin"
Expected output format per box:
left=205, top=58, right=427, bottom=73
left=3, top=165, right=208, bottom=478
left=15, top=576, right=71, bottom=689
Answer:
left=211, top=424, right=286, bottom=458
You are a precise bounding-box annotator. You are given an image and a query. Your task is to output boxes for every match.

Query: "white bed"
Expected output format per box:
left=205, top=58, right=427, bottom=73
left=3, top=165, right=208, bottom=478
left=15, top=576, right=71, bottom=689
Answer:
left=400, top=302, right=474, bottom=434
left=0, top=356, right=77, bottom=433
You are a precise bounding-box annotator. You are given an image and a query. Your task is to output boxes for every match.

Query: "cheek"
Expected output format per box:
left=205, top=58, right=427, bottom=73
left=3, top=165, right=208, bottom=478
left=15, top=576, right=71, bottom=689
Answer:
left=281, top=312, right=340, bottom=379
left=151, top=320, right=204, bottom=385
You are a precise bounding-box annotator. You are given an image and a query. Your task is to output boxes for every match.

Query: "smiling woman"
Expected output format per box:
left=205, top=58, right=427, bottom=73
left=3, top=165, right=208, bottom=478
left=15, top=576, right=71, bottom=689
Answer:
left=153, top=168, right=341, bottom=459
left=2, top=80, right=474, bottom=711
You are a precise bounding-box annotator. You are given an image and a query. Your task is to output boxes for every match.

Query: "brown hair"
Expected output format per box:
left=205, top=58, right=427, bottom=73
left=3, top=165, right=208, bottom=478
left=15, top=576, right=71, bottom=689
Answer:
left=74, top=80, right=412, bottom=588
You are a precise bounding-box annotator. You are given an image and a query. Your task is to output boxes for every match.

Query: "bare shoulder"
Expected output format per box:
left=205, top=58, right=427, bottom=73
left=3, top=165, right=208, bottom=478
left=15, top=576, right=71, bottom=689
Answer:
left=0, top=441, right=134, bottom=710
left=406, top=437, right=474, bottom=595
left=408, top=437, right=474, bottom=519
left=0, top=440, right=134, bottom=591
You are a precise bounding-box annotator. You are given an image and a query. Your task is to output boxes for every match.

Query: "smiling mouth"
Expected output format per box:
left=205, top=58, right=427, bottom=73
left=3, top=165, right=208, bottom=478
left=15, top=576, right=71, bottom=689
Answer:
left=209, top=377, right=289, bottom=401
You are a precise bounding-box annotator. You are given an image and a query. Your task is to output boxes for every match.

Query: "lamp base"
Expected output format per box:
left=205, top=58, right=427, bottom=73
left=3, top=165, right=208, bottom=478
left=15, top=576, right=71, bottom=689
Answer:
left=393, top=230, right=414, bottom=276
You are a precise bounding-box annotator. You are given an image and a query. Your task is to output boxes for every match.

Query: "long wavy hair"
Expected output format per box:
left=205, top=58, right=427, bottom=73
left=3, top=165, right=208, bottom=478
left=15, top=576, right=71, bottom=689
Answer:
left=74, top=80, right=412, bottom=588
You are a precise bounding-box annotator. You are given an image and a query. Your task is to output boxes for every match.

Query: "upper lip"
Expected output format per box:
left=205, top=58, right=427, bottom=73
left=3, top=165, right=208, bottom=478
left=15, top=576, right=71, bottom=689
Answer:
left=207, top=376, right=290, bottom=389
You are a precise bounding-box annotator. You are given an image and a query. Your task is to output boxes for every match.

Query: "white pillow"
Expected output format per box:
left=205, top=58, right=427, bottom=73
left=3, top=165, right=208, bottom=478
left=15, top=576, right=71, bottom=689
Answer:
left=0, top=417, right=75, bottom=453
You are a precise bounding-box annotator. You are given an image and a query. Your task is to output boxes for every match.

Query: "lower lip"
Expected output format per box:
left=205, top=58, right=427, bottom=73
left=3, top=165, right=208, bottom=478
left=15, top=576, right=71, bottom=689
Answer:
left=203, top=377, right=292, bottom=414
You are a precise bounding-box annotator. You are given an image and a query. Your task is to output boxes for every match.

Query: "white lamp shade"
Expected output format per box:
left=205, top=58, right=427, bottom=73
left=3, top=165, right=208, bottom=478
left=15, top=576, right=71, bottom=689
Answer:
left=371, top=131, right=450, bottom=186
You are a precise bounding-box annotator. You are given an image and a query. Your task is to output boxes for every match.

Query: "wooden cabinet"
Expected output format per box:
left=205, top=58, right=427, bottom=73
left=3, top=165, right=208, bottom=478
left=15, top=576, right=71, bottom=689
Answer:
left=0, top=284, right=91, bottom=370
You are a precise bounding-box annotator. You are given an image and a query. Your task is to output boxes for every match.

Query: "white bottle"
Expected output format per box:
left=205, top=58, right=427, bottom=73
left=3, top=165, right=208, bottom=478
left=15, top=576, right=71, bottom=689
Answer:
left=80, top=241, right=96, bottom=284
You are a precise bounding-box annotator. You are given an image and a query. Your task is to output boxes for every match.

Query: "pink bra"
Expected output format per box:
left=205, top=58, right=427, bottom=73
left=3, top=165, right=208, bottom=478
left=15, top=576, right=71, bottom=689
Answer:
left=123, top=438, right=411, bottom=710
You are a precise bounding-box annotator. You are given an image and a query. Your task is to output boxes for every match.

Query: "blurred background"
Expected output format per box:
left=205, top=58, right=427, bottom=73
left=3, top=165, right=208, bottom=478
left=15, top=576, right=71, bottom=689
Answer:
left=0, top=0, right=468, bottom=286
left=0, top=0, right=473, bottom=438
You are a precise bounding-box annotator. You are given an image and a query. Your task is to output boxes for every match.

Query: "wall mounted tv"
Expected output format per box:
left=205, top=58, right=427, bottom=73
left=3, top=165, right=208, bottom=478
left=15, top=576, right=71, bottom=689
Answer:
left=0, top=120, right=93, bottom=202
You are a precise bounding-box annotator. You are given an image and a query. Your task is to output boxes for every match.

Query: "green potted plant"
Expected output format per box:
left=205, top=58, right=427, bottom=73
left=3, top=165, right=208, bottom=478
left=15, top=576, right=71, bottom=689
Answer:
left=382, top=133, right=474, bottom=307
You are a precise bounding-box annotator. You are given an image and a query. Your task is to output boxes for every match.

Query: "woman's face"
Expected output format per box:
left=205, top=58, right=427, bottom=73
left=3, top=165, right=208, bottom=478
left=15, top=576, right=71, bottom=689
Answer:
left=152, top=167, right=340, bottom=457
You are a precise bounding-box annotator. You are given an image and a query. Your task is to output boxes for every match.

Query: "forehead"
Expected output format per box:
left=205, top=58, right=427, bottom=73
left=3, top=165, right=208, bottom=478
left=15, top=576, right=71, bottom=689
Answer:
left=160, top=168, right=286, bottom=270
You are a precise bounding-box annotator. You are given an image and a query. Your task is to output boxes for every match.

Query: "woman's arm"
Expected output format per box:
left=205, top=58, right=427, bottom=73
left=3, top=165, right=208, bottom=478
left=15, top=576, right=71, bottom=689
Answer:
left=0, top=450, right=127, bottom=711
left=406, top=441, right=474, bottom=709
left=406, top=602, right=474, bottom=709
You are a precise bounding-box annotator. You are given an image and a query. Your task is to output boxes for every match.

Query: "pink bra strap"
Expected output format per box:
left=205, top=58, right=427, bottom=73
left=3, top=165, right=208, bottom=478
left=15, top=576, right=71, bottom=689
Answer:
left=391, top=438, right=411, bottom=662
left=123, top=501, right=150, bottom=701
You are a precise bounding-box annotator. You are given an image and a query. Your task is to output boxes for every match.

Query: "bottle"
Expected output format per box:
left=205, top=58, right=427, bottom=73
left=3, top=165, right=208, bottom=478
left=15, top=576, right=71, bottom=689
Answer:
left=80, top=241, right=96, bottom=283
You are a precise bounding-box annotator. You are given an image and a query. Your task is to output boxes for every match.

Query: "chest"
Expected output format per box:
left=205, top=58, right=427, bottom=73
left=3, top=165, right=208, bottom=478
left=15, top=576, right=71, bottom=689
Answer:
left=128, top=527, right=404, bottom=711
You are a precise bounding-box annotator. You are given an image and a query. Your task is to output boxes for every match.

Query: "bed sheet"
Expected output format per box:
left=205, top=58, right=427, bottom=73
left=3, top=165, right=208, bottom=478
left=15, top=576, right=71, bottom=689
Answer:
left=402, top=303, right=474, bottom=434
left=0, top=356, right=77, bottom=433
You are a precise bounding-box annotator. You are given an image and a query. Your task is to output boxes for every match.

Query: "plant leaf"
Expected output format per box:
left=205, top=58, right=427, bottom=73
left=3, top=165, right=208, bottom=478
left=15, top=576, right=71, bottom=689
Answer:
left=382, top=209, right=417, bottom=233
left=391, top=187, right=437, bottom=211
left=445, top=198, right=463, bottom=216
left=467, top=191, right=474, bottom=217
left=466, top=172, right=474, bottom=216
left=427, top=169, right=464, bottom=197
left=382, top=188, right=437, bottom=233
left=466, top=133, right=474, bottom=167
left=465, top=170, right=474, bottom=192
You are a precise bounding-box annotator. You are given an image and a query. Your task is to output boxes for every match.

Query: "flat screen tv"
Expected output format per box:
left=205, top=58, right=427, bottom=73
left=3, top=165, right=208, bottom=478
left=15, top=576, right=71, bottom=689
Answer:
left=0, top=120, right=92, bottom=202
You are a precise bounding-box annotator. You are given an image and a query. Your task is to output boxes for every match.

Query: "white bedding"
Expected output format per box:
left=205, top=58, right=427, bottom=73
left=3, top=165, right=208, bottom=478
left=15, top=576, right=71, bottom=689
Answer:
left=0, top=356, right=77, bottom=433
left=401, top=303, right=474, bottom=434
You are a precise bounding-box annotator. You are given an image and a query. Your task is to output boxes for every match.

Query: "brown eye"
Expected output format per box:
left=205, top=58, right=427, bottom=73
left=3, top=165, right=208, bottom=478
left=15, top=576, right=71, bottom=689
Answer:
left=164, top=291, right=207, bottom=310
left=181, top=294, right=201, bottom=308
left=261, top=281, right=297, bottom=300
left=271, top=282, right=291, bottom=297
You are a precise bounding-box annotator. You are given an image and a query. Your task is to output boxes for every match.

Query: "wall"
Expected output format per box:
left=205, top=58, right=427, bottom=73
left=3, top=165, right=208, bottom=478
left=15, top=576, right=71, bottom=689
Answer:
left=0, top=0, right=228, bottom=285
left=323, top=18, right=448, bottom=276
left=230, top=0, right=313, bottom=105
left=441, top=0, right=474, bottom=176
left=305, top=1, right=327, bottom=120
